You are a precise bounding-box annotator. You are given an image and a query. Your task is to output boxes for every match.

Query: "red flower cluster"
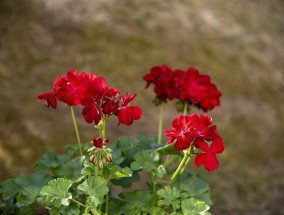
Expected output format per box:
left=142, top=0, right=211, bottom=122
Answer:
left=165, top=114, right=224, bottom=171
left=143, top=65, right=222, bottom=111
left=38, top=69, right=142, bottom=126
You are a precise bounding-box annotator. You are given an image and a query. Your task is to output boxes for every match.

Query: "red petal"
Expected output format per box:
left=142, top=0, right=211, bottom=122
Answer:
left=127, top=106, right=142, bottom=120
left=38, top=92, right=52, bottom=100
left=195, top=154, right=206, bottom=167
left=197, top=140, right=210, bottom=152
left=199, top=114, right=213, bottom=129
left=210, top=136, right=225, bottom=154
left=193, top=137, right=204, bottom=148
left=203, top=125, right=217, bottom=141
left=204, top=154, right=219, bottom=171
left=82, top=104, right=102, bottom=125
left=117, top=108, right=133, bottom=125
left=174, top=137, right=191, bottom=151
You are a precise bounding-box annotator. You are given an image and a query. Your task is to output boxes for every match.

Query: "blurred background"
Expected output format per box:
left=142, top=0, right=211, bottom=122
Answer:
left=0, top=0, right=283, bottom=214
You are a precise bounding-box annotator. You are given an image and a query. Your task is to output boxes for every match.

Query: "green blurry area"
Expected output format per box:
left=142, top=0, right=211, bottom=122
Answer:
left=0, top=0, right=283, bottom=214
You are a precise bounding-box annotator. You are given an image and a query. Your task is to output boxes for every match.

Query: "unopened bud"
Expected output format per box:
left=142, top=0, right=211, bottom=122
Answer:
left=90, top=155, right=95, bottom=164
left=107, top=153, right=112, bottom=162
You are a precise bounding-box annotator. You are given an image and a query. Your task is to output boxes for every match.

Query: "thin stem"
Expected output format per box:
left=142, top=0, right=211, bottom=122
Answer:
left=183, top=102, right=188, bottom=115
left=70, top=106, right=83, bottom=156
left=180, top=147, right=195, bottom=173
left=151, top=172, right=156, bottom=193
left=105, top=193, right=109, bottom=215
left=38, top=202, right=51, bottom=211
left=157, top=104, right=164, bottom=144
left=101, top=119, right=106, bottom=139
left=71, top=199, right=85, bottom=208
left=167, top=152, right=191, bottom=185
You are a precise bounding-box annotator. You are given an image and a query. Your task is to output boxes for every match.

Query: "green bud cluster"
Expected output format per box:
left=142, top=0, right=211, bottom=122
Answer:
left=88, top=146, right=112, bottom=169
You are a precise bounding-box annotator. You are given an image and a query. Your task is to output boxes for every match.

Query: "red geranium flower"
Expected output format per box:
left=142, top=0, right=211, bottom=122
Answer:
left=194, top=136, right=224, bottom=171
left=143, top=65, right=176, bottom=101
left=115, top=93, right=142, bottom=125
left=164, top=115, right=194, bottom=150
left=195, top=83, right=222, bottom=111
left=37, top=76, right=61, bottom=109
left=189, top=114, right=218, bottom=146
left=165, top=114, right=219, bottom=151
left=56, top=69, right=83, bottom=106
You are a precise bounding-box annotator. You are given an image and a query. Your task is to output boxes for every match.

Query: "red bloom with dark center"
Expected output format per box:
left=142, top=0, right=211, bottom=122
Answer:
left=194, top=136, right=224, bottom=171
left=164, top=115, right=194, bottom=150
left=115, top=93, right=142, bottom=125
left=37, top=76, right=61, bottom=109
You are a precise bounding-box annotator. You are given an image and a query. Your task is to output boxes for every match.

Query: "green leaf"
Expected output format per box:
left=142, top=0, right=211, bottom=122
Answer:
left=0, top=171, right=51, bottom=205
left=108, top=198, right=131, bottom=215
left=156, top=143, right=183, bottom=156
left=174, top=173, right=213, bottom=206
left=181, top=198, right=211, bottom=215
left=40, top=178, right=73, bottom=208
left=154, top=165, right=166, bottom=179
left=77, top=176, right=108, bottom=208
left=0, top=179, right=22, bottom=200
left=136, top=135, right=160, bottom=150
left=130, top=151, right=159, bottom=172
left=111, top=171, right=140, bottom=188
left=148, top=207, right=167, bottom=215
left=18, top=205, right=36, bottom=215
left=108, top=136, right=136, bottom=165
left=58, top=156, right=86, bottom=183
left=65, top=142, right=92, bottom=154
left=119, top=190, right=153, bottom=211
left=34, top=151, right=72, bottom=170
left=107, top=165, right=133, bottom=179
left=81, top=159, right=96, bottom=176
left=157, top=186, right=181, bottom=210
left=50, top=201, right=81, bottom=215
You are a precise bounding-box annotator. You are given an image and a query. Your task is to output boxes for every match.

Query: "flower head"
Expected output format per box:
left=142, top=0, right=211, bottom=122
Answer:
left=143, top=65, right=222, bottom=111
left=194, top=136, right=224, bottom=171
left=38, top=69, right=142, bottom=127
left=165, top=114, right=224, bottom=171
left=164, top=115, right=194, bottom=150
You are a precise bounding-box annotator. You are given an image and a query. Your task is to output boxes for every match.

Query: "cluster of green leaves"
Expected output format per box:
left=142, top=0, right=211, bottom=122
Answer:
left=0, top=136, right=213, bottom=214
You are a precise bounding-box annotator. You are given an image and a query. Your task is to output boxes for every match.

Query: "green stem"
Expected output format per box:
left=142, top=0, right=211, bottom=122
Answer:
left=157, top=104, right=164, bottom=144
left=70, top=106, right=83, bottom=156
left=183, top=102, right=188, bottom=115
left=84, top=206, right=90, bottom=214
left=151, top=172, right=156, bottom=193
left=105, top=193, right=109, bottom=215
left=72, top=199, right=86, bottom=208
left=38, top=202, right=51, bottom=211
left=167, top=152, right=191, bottom=185
left=101, top=119, right=106, bottom=139
left=91, top=208, right=101, bottom=215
